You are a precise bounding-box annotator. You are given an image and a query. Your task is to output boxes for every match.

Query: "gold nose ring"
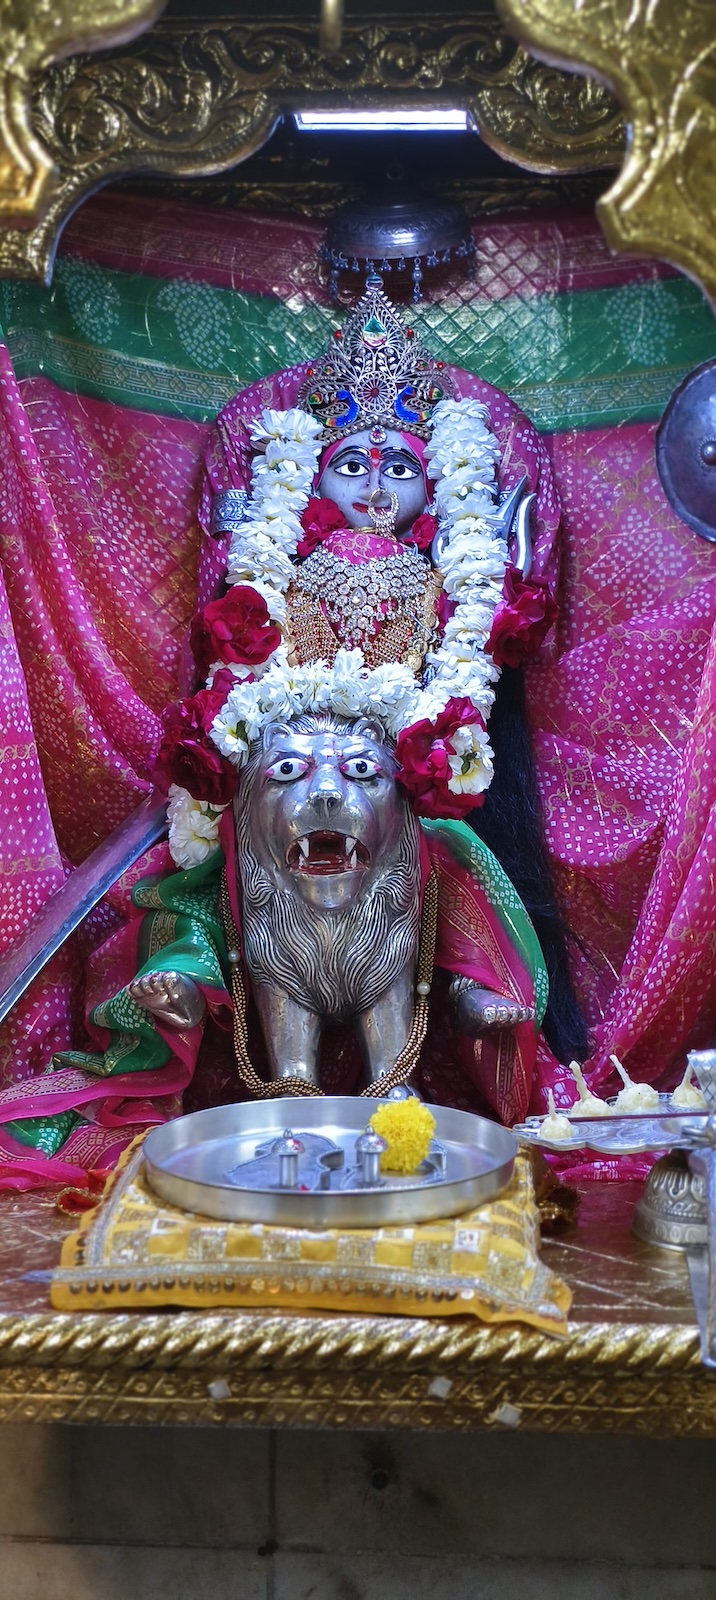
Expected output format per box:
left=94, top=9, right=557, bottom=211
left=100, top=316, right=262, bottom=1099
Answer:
left=367, top=488, right=399, bottom=535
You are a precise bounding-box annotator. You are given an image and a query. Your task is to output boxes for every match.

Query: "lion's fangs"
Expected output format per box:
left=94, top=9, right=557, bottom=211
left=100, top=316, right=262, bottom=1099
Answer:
left=286, top=831, right=370, bottom=875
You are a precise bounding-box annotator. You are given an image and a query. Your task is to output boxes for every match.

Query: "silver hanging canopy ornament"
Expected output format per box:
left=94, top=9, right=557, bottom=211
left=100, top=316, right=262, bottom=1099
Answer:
left=322, top=191, right=476, bottom=304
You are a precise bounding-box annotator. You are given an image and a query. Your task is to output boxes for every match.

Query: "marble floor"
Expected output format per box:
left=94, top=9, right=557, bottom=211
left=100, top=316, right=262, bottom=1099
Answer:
left=0, top=1424, right=715, bottom=1599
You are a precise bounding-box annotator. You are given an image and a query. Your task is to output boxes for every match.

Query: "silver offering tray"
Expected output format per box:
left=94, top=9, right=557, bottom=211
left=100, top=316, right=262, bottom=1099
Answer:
left=514, top=1094, right=708, bottom=1156
left=143, top=1096, right=516, bottom=1228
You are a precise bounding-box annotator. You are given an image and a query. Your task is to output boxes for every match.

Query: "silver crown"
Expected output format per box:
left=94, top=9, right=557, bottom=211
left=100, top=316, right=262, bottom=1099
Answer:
left=297, top=276, right=454, bottom=441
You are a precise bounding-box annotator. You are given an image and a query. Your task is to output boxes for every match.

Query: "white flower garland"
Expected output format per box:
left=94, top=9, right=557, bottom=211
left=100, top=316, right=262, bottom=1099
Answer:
left=223, top=408, right=324, bottom=622
left=211, top=646, right=420, bottom=769
left=168, top=399, right=506, bottom=866
left=417, top=397, right=505, bottom=727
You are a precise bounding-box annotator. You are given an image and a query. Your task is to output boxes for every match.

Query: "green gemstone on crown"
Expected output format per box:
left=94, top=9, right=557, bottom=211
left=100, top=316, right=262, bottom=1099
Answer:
left=362, top=315, right=387, bottom=349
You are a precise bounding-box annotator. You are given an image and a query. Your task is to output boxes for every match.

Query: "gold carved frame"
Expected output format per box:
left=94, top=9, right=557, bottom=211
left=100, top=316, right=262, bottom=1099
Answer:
left=3, top=0, right=714, bottom=309
left=1, top=2, right=626, bottom=281
left=497, top=0, right=716, bottom=312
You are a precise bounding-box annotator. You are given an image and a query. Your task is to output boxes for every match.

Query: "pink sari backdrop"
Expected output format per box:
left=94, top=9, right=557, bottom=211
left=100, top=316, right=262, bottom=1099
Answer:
left=0, top=191, right=714, bottom=1112
left=538, top=424, right=716, bottom=1081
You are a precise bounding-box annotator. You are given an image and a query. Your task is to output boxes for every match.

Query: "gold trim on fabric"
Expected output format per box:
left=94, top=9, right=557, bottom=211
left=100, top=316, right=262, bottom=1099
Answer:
left=51, top=1141, right=571, bottom=1334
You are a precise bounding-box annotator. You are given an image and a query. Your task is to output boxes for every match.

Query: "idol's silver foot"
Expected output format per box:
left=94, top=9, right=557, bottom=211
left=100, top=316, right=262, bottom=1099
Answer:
left=129, top=970, right=207, bottom=1030
left=450, top=977, right=534, bottom=1037
left=274, top=1060, right=321, bottom=1086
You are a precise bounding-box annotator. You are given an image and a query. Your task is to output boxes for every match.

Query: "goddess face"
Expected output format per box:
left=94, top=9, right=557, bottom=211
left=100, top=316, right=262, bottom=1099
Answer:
left=245, top=719, right=408, bottom=911
left=317, top=427, right=427, bottom=538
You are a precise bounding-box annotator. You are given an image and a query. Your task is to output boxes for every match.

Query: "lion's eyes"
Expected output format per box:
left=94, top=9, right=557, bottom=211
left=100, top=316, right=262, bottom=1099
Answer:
left=340, top=757, right=381, bottom=780
left=265, top=757, right=310, bottom=782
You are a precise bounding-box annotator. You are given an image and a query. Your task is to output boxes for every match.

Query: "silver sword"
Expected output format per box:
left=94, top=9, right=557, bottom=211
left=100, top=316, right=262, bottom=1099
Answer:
left=0, top=791, right=168, bottom=1024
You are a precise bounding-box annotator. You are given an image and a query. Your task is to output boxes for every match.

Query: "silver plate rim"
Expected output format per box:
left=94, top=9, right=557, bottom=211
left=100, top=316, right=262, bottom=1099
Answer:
left=143, top=1096, right=517, bottom=1228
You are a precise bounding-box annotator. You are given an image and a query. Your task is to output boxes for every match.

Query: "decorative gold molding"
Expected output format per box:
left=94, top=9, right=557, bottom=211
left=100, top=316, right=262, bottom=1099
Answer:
left=0, top=13, right=624, bottom=282
left=0, top=1309, right=712, bottom=1432
left=0, top=0, right=166, bottom=229
left=147, top=170, right=608, bottom=222
left=496, top=0, right=716, bottom=311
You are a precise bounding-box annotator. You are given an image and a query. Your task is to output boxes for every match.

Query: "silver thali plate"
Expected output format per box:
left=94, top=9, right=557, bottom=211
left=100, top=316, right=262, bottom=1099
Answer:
left=143, top=1096, right=517, bottom=1227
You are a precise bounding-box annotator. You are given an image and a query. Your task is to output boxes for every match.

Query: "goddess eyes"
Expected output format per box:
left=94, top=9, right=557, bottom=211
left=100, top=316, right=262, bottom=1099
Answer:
left=331, top=457, right=420, bottom=480
left=265, top=757, right=310, bottom=782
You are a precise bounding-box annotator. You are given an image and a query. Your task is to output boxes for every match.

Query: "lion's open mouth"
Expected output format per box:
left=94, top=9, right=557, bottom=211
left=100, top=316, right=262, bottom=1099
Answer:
left=286, top=831, right=370, bottom=875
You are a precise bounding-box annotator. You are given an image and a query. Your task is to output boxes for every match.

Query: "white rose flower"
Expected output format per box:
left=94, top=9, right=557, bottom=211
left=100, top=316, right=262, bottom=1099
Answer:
left=442, top=540, right=506, bottom=593
left=430, top=396, right=492, bottom=430
left=210, top=697, right=252, bottom=761
left=410, top=691, right=442, bottom=725
left=438, top=486, right=498, bottom=522
left=361, top=662, right=420, bottom=735
left=441, top=604, right=495, bottom=644
left=258, top=438, right=318, bottom=473
left=167, top=786, right=226, bottom=868
left=446, top=533, right=505, bottom=567
left=440, top=651, right=498, bottom=689
left=298, top=658, right=334, bottom=708
left=328, top=647, right=369, bottom=720
left=234, top=514, right=298, bottom=556
left=432, top=639, right=485, bottom=669
left=253, top=456, right=315, bottom=495
left=446, top=724, right=495, bottom=795
left=429, top=438, right=499, bottom=478
left=255, top=658, right=315, bottom=721
left=226, top=534, right=294, bottom=591
left=257, top=482, right=310, bottom=520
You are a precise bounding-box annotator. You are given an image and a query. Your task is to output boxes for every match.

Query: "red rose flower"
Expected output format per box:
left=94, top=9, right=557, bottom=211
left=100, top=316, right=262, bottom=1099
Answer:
left=190, top=585, right=281, bottom=681
left=436, top=588, right=457, bottom=633
left=297, top=495, right=345, bottom=559
left=410, top=511, right=438, bottom=552
left=432, top=696, right=486, bottom=744
left=151, top=681, right=237, bottom=806
left=395, top=697, right=486, bottom=821
left=487, top=567, right=558, bottom=668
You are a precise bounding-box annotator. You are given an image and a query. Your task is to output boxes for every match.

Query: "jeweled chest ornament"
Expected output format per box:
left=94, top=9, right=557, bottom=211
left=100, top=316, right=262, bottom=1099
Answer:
left=294, top=543, right=431, bottom=653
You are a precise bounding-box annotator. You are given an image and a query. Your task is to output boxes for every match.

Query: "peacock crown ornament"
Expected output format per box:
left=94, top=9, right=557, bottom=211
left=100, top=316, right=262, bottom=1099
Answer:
left=297, top=274, right=454, bottom=441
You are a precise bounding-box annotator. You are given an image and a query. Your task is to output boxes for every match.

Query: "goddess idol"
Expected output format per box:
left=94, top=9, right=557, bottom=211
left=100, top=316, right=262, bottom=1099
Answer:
left=0, top=275, right=576, bottom=1186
